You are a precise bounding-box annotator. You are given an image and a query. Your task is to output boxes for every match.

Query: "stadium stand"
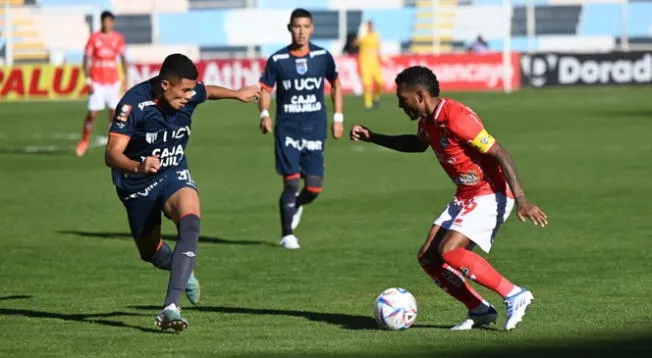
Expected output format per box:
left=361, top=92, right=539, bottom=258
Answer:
left=0, top=0, right=650, bottom=64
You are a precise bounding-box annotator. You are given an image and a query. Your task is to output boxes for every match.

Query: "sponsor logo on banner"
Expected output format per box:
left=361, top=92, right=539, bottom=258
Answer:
left=521, top=52, right=652, bottom=87
left=376, top=53, right=521, bottom=92
left=1, top=54, right=522, bottom=101
left=127, top=54, right=521, bottom=97
left=0, top=65, right=90, bottom=100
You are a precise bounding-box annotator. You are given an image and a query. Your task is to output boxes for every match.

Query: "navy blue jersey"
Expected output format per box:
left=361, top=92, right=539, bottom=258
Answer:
left=259, top=43, right=338, bottom=140
left=109, top=77, right=207, bottom=192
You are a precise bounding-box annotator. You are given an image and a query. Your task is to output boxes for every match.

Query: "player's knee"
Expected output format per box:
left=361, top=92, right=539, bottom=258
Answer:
left=302, top=187, right=321, bottom=203
left=303, top=175, right=323, bottom=202
left=281, top=177, right=300, bottom=202
left=418, top=247, right=440, bottom=266
left=136, top=244, right=156, bottom=263
left=437, top=239, right=463, bottom=257
left=417, top=252, right=429, bottom=266
left=178, top=214, right=200, bottom=236
left=139, top=251, right=154, bottom=263
left=283, top=177, right=300, bottom=192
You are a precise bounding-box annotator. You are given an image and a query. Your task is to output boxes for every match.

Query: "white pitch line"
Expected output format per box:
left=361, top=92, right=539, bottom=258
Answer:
left=0, top=132, right=107, bottom=153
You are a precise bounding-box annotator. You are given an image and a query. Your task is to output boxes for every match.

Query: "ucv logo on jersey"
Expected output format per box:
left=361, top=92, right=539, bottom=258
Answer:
left=145, top=132, right=158, bottom=144
left=295, top=58, right=308, bottom=75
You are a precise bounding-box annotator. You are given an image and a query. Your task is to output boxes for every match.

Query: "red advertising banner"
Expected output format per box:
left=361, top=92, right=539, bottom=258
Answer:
left=0, top=65, right=90, bottom=100
left=0, top=53, right=520, bottom=100
left=127, top=53, right=520, bottom=95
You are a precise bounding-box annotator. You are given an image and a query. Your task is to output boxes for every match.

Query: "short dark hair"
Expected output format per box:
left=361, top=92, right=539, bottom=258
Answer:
left=159, top=53, right=198, bottom=82
left=100, top=10, right=114, bottom=21
left=290, top=8, right=312, bottom=23
left=395, top=66, right=440, bottom=97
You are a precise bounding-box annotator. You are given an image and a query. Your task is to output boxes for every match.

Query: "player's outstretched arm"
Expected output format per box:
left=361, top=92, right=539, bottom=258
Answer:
left=350, top=125, right=428, bottom=153
left=105, top=134, right=160, bottom=174
left=486, top=142, right=548, bottom=227
left=206, top=85, right=260, bottom=102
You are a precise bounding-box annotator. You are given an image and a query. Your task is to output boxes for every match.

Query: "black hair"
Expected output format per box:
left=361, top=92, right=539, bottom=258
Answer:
left=289, top=8, right=312, bottom=24
left=395, top=66, right=440, bottom=97
left=159, top=53, right=198, bottom=82
left=100, top=10, right=114, bottom=21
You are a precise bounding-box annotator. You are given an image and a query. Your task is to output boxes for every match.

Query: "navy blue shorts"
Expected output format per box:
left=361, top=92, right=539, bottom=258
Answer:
left=116, top=169, right=197, bottom=239
left=275, top=133, right=324, bottom=178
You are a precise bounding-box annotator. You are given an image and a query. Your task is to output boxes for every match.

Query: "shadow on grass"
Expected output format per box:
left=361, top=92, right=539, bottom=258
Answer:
left=0, top=146, right=72, bottom=155
left=0, top=296, right=163, bottom=333
left=0, top=295, right=33, bottom=302
left=58, top=230, right=277, bottom=247
left=411, top=323, right=501, bottom=332
left=130, top=304, right=389, bottom=331
left=282, top=331, right=652, bottom=358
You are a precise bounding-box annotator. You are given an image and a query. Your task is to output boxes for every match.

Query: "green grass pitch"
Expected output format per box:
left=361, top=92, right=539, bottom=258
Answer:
left=1, top=87, right=651, bottom=357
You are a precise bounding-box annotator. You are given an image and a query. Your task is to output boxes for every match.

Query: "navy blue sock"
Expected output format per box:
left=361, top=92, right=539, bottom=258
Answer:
left=295, top=188, right=319, bottom=207
left=150, top=241, right=172, bottom=270
left=279, top=179, right=299, bottom=236
left=164, top=215, right=200, bottom=307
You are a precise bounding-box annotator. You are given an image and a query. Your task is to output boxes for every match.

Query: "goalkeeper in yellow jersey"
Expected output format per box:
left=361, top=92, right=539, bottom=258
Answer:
left=357, top=21, right=384, bottom=110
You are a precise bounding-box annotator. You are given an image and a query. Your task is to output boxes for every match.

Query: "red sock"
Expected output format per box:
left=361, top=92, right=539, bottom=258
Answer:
left=442, top=248, right=515, bottom=297
left=81, top=115, right=94, bottom=142
left=421, top=262, right=486, bottom=310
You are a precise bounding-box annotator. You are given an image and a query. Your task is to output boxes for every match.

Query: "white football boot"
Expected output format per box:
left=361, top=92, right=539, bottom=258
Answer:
left=504, top=288, right=534, bottom=331
left=451, top=305, right=498, bottom=330
left=280, top=234, right=300, bottom=249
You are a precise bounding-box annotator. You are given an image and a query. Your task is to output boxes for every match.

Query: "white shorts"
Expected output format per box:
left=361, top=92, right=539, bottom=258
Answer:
left=88, top=81, right=121, bottom=111
left=433, top=194, right=515, bottom=253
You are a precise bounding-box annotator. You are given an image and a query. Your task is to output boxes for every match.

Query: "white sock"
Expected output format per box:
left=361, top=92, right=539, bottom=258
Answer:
left=163, top=303, right=179, bottom=312
left=505, top=285, right=522, bottom=298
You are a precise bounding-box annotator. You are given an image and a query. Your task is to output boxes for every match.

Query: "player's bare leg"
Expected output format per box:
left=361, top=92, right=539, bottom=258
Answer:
left=418, top=225, right=496, bottom=330
left=373, top=77, right=382, bottom=109
left=438, top=230, right=534, bottom=331
left=363, top=76, right=374, bottom=110
left=155, top=188, right=201, bottom=332
left=76, top=110, right=99, bottom=157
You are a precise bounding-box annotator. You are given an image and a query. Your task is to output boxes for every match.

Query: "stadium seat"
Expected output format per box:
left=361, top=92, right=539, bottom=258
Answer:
left=0, top=6, right=48, bottom=63
left=410, top=0, right=457, bottom=53
left=512, top=5, right=582, bottom=36
left=188, top=0, right=247, bottom=10
left=112, top=0, right=188, bottom=14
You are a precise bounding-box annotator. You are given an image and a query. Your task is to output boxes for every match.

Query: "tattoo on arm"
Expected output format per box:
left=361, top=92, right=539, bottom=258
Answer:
left=490, top=143, right=526, bottom=199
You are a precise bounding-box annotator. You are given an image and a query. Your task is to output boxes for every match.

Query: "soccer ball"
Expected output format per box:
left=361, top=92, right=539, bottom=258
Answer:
left=373, top=288, right=417, bottom=330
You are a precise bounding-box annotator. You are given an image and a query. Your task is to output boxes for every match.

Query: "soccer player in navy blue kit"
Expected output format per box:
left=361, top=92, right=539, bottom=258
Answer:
left=258, top=9, right=344, bottom=249
left=105, top=54, right=260, bottom=331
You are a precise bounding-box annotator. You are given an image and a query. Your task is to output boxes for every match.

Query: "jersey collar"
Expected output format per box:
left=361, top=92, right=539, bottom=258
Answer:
left=289, top=44, right=311, bottom=57
left=430, top=98, right=447, bottom=123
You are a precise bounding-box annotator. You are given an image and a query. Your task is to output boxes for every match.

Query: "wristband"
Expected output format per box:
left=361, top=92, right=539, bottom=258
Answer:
left=260, top=109, right=270, bottom=119
left=333, top=112, right=344, bottom=123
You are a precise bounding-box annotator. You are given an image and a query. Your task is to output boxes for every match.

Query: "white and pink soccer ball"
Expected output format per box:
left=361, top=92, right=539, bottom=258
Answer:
left=373, top=288, right=418, bottom=330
